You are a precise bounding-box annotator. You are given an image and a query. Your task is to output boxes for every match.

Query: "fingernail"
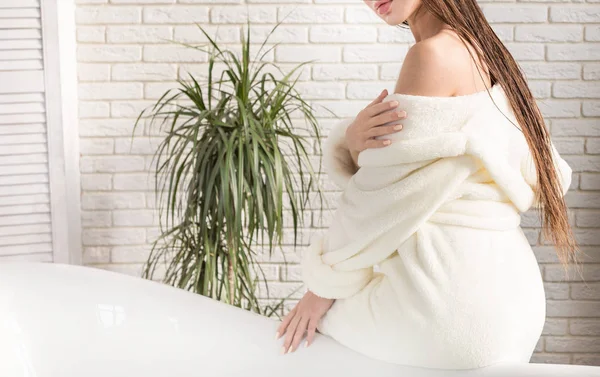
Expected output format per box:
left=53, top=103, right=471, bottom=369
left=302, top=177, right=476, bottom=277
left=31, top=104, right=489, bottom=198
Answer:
left=287, top=346, right=293, bottom=354
left=384, top=140, right=391, bottom=145
left=393, top=124, right=402, bottom=130
left=275, top=331, right=279, bottom=340
left=281, top=346, right=286, bottom=355
left=390, top=101, right=398, bottom=107
left=304, top=340, right=309, bottom=348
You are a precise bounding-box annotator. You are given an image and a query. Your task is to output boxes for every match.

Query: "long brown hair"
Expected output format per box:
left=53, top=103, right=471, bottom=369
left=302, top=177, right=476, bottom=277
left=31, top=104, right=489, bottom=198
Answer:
left=399, top=1, right=580, bottom=269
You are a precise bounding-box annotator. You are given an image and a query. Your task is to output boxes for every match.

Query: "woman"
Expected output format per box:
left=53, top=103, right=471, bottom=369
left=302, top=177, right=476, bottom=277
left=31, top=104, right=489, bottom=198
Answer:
left=276, top=0, right=580, bottom=370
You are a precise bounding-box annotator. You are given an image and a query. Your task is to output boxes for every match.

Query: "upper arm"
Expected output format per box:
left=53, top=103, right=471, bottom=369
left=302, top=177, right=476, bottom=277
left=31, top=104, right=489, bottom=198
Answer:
left=394, top=39, right=458, bottom=97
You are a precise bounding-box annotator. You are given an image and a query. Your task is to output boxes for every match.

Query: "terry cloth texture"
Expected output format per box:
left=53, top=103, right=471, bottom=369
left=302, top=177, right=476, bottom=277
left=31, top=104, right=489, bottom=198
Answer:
left=301, top=83, right=572, bottom=370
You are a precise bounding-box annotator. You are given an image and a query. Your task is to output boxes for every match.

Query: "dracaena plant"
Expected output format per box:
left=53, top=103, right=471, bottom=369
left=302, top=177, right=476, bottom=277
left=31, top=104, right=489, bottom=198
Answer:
left=131, top=19, right=335, bottom=319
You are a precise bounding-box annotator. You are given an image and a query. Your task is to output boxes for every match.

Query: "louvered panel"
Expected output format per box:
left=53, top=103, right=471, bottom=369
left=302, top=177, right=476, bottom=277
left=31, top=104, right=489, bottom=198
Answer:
left=0, top=123, right=45, bottom=134
left=0, top=183, right=49, bottom=197
left=0, top=212, right=51, bottom=227
left=0, top=1, right=40, bottom=8
left=0, top=245, right=53, bottom=259
left=0, top=133, right=46, bottom=145
left=0, top=153, right=47, bottom=165
left=0, top=245, right=53, bottom=258
left=0, top=49, right=42, bottom=60
left=0, top=8, right=40, bottom=18
left=0, top=0, right=52, bottom=262
left=0, top=203, right=50, bottom=216
left=0, top=174, right=48, bottom=186
left=0, top=93, right=44, bottom=103
left=0, top=29, right=41, bottom=40
left=0, top=163, right=47, bottom=176
left=0, top=113, right=45, bottom=124
left=0, top=194, right=49, bottom=207
left=0, top=19, right=41, bottom=29
left=0, top=145, right=47, bottom=157
left=0, top=223, right=51, bottom=238
left=0, top=233, right=52, bottom=247
left=0, top=60, right=43, bottom=70
left=0, top=252, right=52, bottom=261
left=0, top=71, right=45, bottom=93
left=0, top=39, right=42, bottom=50
left=0, top=102, right=46, bottom=114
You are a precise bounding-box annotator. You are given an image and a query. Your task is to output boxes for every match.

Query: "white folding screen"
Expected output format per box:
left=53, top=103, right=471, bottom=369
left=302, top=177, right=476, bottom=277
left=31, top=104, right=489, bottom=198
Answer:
left=0, top=0, right=81, bottom=264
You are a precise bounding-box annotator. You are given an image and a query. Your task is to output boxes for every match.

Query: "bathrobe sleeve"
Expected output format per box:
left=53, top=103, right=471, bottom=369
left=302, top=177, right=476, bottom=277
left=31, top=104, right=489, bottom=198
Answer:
left=304, top=117, right=371, bottom=299
left=302, top=234, right=375, bottom=299
left=322, top=118, right=359, bottom=191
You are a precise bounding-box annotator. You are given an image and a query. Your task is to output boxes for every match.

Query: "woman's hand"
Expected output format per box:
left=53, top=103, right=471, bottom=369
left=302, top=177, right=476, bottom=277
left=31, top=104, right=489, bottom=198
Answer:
left=275, top=290, right=335, bottom=354
left=344, top=89, right=407, bottom=163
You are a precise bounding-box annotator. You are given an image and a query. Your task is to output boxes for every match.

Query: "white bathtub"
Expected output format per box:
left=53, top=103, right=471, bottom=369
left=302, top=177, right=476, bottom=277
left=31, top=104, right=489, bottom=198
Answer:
left=0, top=262, right=598, bottom=377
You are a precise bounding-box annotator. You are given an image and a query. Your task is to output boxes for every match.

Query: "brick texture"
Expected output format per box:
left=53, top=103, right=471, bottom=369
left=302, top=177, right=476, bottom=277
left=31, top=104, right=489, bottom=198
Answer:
left=75, top=0, right=600, bottom=366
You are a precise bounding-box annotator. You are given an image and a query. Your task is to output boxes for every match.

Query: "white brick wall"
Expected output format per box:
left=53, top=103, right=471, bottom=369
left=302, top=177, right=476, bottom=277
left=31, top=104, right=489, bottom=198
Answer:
left=74, top=0, right=600, bottom=366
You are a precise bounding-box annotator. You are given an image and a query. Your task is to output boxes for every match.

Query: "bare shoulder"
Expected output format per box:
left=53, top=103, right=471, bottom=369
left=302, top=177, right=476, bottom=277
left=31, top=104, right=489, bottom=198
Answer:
left=395, top=31, right=484, bottom=97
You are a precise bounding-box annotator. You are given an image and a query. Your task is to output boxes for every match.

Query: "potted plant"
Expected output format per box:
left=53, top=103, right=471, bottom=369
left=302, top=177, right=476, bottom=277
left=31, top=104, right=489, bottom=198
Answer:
left=131, top=19, right=334, bottom=319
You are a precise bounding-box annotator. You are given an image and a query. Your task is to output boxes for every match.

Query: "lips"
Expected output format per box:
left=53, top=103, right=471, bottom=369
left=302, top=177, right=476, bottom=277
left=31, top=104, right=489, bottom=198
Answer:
left=375, top=0, right=392, bottom=11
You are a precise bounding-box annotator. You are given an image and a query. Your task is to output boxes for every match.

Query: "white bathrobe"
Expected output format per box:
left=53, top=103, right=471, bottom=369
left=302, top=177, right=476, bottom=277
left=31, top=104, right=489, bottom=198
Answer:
left=301, top=83, right=573, bottom=370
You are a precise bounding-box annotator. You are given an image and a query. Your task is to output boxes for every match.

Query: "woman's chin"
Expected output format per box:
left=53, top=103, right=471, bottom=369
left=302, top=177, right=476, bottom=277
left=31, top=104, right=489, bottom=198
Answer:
left=380, top=14, right=403, bottom=25
left=376, top=9, right=403, bottom=24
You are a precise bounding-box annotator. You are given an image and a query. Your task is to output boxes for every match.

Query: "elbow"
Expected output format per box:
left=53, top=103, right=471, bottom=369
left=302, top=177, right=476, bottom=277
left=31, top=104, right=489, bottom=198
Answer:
left=301, top=235, right=374, bottom=300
